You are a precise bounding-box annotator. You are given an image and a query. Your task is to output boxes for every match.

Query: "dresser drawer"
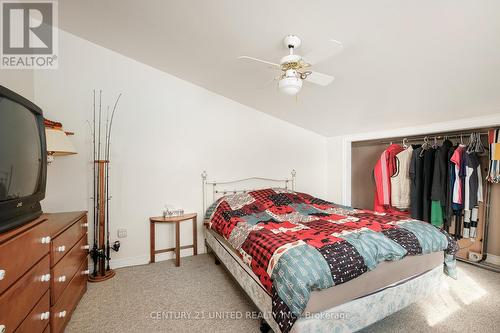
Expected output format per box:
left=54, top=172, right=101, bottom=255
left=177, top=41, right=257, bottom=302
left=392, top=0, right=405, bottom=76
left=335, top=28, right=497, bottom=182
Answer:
left=0, top=255, right=50, bottom=333
left=0, top=221, right=49, bottom=294
left=51, top=236, right=88, bottom=305
left=51, top=216, right=88, bottom=267
left=15, top=291, right=50, bottom=333
left=50, top=258, right=87, bottom=333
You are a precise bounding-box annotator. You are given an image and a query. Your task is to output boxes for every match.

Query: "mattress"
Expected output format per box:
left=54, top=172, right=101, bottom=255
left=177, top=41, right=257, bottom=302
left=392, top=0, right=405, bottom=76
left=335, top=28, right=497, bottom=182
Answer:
left=205, top=188, right=457, bottom=333
left=208, top=228, right=443, bottom=313
left=305, top=250, right=442, bottom=313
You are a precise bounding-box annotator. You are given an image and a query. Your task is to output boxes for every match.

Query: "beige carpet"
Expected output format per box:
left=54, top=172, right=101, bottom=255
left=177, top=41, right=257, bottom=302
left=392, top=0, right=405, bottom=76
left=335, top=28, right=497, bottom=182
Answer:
left=67, top=254, right=500, bottom=333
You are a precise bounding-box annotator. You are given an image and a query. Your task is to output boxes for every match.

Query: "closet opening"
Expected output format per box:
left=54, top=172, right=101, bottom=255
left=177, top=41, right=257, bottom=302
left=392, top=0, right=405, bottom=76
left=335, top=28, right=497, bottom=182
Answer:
left=351, top=127, right=500, bottom=271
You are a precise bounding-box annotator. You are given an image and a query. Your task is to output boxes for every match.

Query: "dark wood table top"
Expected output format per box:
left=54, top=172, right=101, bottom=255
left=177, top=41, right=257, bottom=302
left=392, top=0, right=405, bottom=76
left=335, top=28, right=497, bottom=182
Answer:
left=150, top=213, right=197, bottom=223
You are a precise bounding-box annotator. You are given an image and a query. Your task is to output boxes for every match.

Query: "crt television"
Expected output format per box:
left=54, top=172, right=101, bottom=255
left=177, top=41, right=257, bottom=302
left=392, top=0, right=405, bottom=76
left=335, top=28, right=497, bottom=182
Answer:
left=0, top=85, right=47, bottom=233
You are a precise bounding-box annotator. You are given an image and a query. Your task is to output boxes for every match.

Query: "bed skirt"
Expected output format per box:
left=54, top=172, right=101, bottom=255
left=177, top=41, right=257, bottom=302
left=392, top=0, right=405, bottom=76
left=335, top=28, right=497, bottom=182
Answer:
left=204, top=228, right=444, bottom=333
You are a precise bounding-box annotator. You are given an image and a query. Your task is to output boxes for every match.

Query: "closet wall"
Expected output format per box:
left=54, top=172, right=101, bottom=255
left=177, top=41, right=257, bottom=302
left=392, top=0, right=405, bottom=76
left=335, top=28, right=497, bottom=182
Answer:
left=351, top=129, right=500, bottom=260
left=351, top=141, right=387, bottom=209
left=490, top=184, right=500, bottom=258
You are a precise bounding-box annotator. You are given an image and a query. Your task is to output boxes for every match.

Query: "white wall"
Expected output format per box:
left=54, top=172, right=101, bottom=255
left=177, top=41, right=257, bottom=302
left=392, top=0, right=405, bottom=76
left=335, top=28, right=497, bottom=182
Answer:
left=33, top=30, right=327, bottom=268
left=326, top=136, right=344, bottom=204
left=0, top=70, right=34, bottom=100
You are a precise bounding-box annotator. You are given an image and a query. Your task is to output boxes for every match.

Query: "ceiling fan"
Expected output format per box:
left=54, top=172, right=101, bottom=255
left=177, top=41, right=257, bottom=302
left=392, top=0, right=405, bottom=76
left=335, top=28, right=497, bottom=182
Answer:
left=238, top=35, right=343, bottom=96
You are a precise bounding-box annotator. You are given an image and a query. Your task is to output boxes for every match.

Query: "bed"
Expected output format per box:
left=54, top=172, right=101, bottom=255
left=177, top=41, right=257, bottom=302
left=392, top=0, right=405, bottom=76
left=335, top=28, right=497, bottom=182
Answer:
left=201, top=171, right=458, bottom=333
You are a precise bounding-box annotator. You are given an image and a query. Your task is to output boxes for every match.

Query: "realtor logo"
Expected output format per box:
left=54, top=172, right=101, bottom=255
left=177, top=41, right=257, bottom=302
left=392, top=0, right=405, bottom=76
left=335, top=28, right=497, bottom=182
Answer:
left=1, top=0, right=58, bottom=69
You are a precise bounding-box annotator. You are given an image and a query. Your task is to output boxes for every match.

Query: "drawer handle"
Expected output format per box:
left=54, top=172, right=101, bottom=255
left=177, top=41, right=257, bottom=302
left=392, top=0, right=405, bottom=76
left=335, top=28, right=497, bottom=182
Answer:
left=82, top=223, right=89, bottom=228
left=40, top=312, right=50, bottom=320
left=0, top=269, right=5, bottom=281
left=56, top=245, right=66, bottom=252
left=82, top=244, right=90, bottom=250
left=0, top=324, right=5, bottom=333
left=40, top=274, right=51, bottom=282
left=57, top=275, right=67, bottom=282
left=82, top=269, right=90, bottom=275
left=41, top=236, right=51, bottom=244
left=57, top=311, right=67, bottom=318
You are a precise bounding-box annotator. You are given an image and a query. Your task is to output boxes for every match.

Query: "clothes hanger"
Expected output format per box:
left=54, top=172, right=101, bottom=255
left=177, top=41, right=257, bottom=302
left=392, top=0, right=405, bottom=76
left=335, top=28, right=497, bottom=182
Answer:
left=467, top=132, right=486, bottom=154
left=475, top=133, right=486, bottom=154
left=433, top=136, right=438, bottom=149
left=459, top=133, right=466, bottom=147
left=402, top=138, right=408, bottom=149
left=467, top=133, right=475, bottom=153
left=419, top=136, right=430, bottom=157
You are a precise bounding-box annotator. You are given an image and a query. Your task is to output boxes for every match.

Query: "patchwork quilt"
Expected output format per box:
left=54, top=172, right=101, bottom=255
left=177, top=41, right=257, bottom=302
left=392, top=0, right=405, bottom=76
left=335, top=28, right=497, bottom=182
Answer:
left=205, top=189, right=458, bottom=333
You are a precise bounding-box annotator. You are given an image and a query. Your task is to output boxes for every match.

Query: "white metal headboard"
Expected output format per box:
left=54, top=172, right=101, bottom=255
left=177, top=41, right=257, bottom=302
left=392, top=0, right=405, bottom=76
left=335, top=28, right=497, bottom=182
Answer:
left=201, top=170, right=296, bottom=214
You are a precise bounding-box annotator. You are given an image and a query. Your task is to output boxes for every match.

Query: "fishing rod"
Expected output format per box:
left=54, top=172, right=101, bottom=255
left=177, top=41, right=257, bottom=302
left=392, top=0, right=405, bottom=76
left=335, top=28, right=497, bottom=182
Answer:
left=105, top=93, right=122, bottom=271
left=92, top=90, right=98, bottom=277
left=97, top=90, right=103, bottom=271
left=104, top=106, right=110, bottom=271
left=88, top=90, right=121, bottom=282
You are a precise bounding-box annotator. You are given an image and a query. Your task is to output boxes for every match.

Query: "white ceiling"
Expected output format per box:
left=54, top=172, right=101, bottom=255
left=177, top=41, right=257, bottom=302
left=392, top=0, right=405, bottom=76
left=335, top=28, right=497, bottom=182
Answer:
left=59, top=0, right=500, bottom=136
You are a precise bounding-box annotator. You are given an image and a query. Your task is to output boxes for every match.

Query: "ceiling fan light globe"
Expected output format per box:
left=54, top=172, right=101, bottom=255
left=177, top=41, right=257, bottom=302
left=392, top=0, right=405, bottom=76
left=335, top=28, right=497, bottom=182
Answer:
left=279, top=76, right=302, bottom=95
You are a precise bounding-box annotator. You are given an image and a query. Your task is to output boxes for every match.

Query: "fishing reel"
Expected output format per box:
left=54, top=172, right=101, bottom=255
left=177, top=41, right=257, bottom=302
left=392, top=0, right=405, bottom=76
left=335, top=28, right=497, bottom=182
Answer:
left=111, top=240, right=120, bottom=252
left=89, top=246, right=108, bottom=260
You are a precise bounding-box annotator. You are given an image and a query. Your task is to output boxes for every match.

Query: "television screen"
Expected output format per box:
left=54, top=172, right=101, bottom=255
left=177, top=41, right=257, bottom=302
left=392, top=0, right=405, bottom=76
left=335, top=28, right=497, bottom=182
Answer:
left=0, top=96, right=42, bottom=201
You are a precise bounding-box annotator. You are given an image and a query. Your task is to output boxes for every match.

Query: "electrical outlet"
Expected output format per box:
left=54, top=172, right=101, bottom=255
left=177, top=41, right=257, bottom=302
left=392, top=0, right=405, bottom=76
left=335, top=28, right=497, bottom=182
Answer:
left=117, top=228, right=127, bottom=238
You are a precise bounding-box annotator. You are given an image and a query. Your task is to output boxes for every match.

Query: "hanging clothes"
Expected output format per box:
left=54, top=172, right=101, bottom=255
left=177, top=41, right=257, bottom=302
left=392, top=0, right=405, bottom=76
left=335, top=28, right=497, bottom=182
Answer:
left=451, top=145, right=467, bottom=238
left=409, top=145, right=424, bottom=220
left=470, top=207, right=480, bottom=238
left=447, top=145, right=464, bottom=238
left=463, top=152, right=483, bottom=238
left=464, top=152, right=483, bottom=210
left=430, top=201, right=444, bottom=227
left=430, top=139, right=453, bottom=227
left=487, top=129, right=500, bottom=183
left=390, top=146, right=414, bottom=210
left=373, top=144, right=404, bottom=213
left=451, top=145, right=465, bottom=207
left=445, top=145, right=457, bottom=228
left=422, top=147, right=436, bottom=222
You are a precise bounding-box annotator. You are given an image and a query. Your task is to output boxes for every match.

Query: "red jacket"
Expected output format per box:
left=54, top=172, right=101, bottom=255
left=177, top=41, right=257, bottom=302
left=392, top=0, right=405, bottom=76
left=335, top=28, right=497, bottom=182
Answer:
left=373, top=144, right=404, bottom=213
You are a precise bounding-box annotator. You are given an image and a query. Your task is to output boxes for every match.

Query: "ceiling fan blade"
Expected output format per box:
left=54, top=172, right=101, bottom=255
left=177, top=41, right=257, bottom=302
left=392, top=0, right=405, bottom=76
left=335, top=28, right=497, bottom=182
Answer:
left=237, top=56, right=281, bottom=69
left=304, top=39, right=343, bottom=65
left=304, top=71, right=335, bottom=86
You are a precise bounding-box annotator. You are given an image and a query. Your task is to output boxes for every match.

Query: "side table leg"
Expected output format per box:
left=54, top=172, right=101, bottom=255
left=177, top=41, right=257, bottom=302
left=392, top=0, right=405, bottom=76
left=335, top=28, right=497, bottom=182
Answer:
left=193, top=216, right=198, bottom=255
left=150, top=221, right=155, bottom=263
left=175, top=221, right=180, bottom=267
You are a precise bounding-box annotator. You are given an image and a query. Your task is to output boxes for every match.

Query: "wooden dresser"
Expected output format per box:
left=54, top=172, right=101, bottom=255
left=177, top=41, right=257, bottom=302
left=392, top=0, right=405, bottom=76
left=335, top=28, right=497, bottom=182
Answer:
left=0, top=211, right=88, bottom=333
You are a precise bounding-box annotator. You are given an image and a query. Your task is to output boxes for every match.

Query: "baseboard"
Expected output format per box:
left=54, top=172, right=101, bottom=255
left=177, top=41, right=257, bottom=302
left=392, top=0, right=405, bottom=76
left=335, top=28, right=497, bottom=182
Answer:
left=485, top=253, right=500, bottom=265
left=109, top=254, right=150, bottom=269
left=108, top=247, right=207, bottom=269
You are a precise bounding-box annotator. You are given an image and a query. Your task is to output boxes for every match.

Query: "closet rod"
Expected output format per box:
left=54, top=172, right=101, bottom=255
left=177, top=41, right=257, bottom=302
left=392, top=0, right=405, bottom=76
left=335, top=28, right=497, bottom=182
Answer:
left=380, top=131, right=489, bottom=145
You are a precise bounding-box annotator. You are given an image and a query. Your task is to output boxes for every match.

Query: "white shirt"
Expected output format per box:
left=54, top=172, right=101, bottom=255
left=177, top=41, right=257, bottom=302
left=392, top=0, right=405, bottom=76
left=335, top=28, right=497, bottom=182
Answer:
left=391, top=146, right=413, bottom=210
